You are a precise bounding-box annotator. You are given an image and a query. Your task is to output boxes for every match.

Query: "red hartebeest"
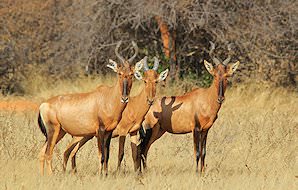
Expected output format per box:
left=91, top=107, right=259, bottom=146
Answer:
left=38, top=41, right=143, bottom=175
left=62, top=57, right=168, bottom=173
left=140, top=42, right=240, bottom=173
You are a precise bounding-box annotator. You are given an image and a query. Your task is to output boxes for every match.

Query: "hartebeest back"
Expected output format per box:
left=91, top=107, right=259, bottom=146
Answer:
left=140, top=42, right=240, bottom=173
left=62, top=57, right=168, bottom=173
left=38, top=41, right=142, bottom=175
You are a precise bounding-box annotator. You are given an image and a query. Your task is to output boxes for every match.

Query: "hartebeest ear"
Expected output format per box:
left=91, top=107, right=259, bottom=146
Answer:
left=158, top=69, right=169, bottom=82
left=134, top=56, right=146, bottom=72
left=204, top=60, right=214, bottom=75
left=107, top=59, right=118, bottom=72
left=227, top=61, right=240, bottom=76
left=134, top=70, right=143, bottom=80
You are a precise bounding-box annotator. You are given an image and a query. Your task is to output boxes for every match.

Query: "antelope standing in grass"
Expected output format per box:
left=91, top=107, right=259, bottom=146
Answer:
left=63, top=57, right=168, bottom=173
left=140, top=42, right=240, bottom=173
left=38, top=41, right=142, bottom=175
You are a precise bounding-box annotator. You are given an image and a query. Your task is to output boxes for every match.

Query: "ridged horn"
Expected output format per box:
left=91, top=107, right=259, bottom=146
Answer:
left=128, top=41, right=138, bottom=63
left=143, top=56, right=149, bottom=71
left=115, top=41, right=125, bottom=63
left=223, top=43, right=233, bottom=66
left=152, top=57, right=159, bottom=71
left=209, top=41, right=221, bottom=66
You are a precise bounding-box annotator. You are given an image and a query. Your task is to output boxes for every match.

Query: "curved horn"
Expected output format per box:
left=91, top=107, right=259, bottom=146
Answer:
left=152, top=57, right=159, bottom=71
left=128, top=41, right=138, bottom=63
left=223, top=43, right=233, bottom=66
left=115, top=41, right=125, bottom=63
left=209, top=41, right=221, bottom=66
left=143, top=56, right=149, bottom=71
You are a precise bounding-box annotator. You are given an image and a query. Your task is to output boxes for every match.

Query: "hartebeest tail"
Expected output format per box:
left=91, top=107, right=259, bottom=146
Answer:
left=38, top=112, right=47, bottom=140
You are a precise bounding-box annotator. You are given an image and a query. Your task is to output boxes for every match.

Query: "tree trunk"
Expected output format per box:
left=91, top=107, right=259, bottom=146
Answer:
left=155, top=16, right=177, bottom=81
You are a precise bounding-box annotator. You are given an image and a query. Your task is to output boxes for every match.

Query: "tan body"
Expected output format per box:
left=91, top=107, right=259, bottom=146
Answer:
left=41, top=84, right=125, bottom=137
left=38, top=41, right=142, bottom=175
left=144, top=83, right=221, bottom=135
left=141, top=43, right=240, bottom=173
left=62, top=58, right=169, bottom=173
left=62, top=89, right=150, bottom=173
left=39, top=79, right=128, bottom=176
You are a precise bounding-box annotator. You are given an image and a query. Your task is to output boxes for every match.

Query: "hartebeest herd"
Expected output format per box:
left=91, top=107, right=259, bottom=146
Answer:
left=38, top=41, right=240, bottom=176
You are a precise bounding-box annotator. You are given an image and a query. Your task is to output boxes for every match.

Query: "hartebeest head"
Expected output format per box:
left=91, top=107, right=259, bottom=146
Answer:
left=134, top=56, right=169, bottom=105
left=107, top=41, right=143, bottom=103
left=204, top=42, right=240, bottom=104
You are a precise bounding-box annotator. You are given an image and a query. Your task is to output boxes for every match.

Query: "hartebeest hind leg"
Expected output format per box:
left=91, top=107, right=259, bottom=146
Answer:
left=42, top=126, right=66, bottom=175
left=63, top=136, right=93, bottom=172
left=39, top=142, right=47, bottom=175
left=70, top=136, right=93, bottom=173
left=141, top=126, right=165, bottom=169
left=63, top=136, right=83, bottom=172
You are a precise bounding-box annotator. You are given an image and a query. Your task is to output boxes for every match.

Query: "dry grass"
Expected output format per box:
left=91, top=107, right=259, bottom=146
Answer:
left=0, top=77, right=297, bottom=189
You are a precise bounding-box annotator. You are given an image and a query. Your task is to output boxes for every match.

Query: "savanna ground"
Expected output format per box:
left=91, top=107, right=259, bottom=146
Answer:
left=0, top=76, right=297, bottom=190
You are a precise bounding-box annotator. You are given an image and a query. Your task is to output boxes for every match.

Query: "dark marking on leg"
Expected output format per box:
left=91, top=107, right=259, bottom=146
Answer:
left=140, top=128, right=152, bottom=169
left=105, top=132, right=112, bottom=165
left=201, top=130, right=209, bottom=173
left=193, top=126, right=201, bottom=173
left=118, top=136, right=126, bottom=170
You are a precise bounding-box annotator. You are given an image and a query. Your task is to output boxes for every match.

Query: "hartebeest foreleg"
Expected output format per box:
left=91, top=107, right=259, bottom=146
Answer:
left=117, top=132, right=142, bottom=172
left=97, top=129, right=103, bottom=174
left=193, top=126, right=201, bottom=173
left=99, top=130, right=112, bottom=175
left=193, top=125, right=210, bottom=174
left=201, top=129, right=209, bottom=173
left=130, top=131, right=141, bottom=172
left=105, top=132, right=112, bottom=173
left=117, top=136, right=126, bottom=170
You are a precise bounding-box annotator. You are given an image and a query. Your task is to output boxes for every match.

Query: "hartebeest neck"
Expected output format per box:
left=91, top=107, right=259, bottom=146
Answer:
left=110, top=78, right=126, bottom=107
left=130, top=86, right=151, bottom=115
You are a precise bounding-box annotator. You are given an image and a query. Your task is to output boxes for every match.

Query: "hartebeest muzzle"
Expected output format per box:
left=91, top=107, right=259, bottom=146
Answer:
left=121, top=79, right=129, bottom=103
left=217, top=79, right=225, bottom=104
left=147, top=99, right=154, bottom=106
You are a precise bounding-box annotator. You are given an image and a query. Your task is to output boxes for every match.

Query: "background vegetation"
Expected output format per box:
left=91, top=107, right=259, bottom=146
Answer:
left=0, top=0, right=297, bottom=95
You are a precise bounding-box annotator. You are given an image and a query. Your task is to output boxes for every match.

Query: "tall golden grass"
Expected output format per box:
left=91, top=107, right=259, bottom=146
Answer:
left=0, top=75, right=297, bottom=189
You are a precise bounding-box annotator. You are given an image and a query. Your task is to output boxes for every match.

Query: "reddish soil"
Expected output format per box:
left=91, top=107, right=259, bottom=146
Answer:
left=0, top=100, right=39, bottom=112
